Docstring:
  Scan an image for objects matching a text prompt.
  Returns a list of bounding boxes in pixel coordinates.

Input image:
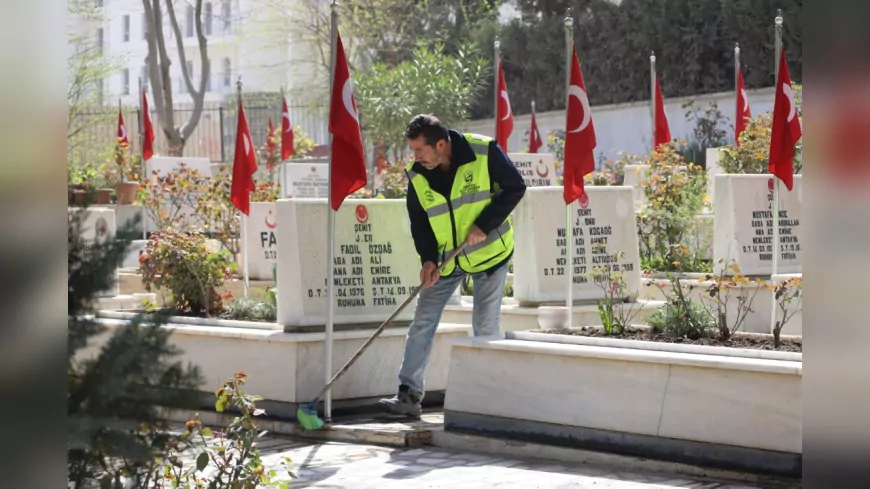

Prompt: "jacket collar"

[410,130,476,175]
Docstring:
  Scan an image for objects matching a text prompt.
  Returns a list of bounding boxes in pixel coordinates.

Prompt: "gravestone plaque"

[513,186,641,305]
[508,153,558,187]
[276,199,420,327]
[282,163,329,198]
[69,206,119,297]
[713,174,803,275]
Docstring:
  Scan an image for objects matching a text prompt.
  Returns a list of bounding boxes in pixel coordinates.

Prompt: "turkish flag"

[117,107,129,145]
[529,110,543,154]
[654,77,671,151]
[563,45,597,205]
[141,89,154,160]
[768,46,802,191]
[735,67,751,145]
[267,117,277,153]
[281,96,294,160]
[230,95,258,215]
[495,61,514,151]
[329,32,367,211]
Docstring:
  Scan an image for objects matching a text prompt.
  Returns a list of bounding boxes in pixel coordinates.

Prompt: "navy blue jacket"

[405,130,527,275]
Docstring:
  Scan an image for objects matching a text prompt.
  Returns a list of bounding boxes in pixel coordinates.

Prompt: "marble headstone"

[508,153,558,187]
[276,199,420,327]
[282,163,329,198]
[512,186,641,305]
[713,174,803,275]
[69,206,119,297]
[241,202,279,280]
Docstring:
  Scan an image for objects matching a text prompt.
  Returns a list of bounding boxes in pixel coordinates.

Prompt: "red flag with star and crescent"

[117,106,129,145]
[230,95,258,215]
[529,109,543,154]
[768,45,802,191]
[281,96,294,160]
[142,89,154,160]
[563,44,597,205]
[495,60,514,151]
[735,66,751,145]
[329,32,367,211]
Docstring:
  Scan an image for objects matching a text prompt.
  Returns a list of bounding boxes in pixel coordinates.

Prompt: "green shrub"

[647,297,716,340]
[139,229,236,316]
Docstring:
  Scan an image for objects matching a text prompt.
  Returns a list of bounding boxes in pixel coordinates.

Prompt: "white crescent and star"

[741,88,749,113]
[282,112,292,132]
[567,85,591,133]
[119,124,127,140]
[243,133,251,156]
[782,83,796,123]
[342,79,359,123]
[500,90,512,120]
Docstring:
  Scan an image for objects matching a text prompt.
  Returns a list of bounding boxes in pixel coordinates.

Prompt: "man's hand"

[420,261,439,288]
[464,225,487,246]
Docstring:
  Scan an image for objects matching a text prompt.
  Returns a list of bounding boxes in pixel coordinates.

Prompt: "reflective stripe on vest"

[405,133,514,275]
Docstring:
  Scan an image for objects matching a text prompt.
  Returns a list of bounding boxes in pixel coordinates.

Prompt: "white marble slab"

[240,202,278,280]
[86,317,471,402]
[713,174,804,275]
[445,337,802,453]
[512,187,641,305]
[508,153,558,187]
[69,206,119,297]
[276,199,420,327]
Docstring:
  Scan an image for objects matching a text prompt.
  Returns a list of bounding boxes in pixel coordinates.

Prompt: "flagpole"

[564,9,574,329]
[734,43,740,145]
[494,37,501,145]
[237,77,250,297]
[650,52,656,153]
[324,0,340,424]
[279,86,285,193]
[139,78,147,240]
[770,10,783,332]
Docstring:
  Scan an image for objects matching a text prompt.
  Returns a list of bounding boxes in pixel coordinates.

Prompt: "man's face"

[408,136,447,170]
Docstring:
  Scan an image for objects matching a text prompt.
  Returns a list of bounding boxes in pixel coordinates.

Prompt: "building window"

[142,12,147,40]
[222,1,231,34]
[96,28,104,54]
[185,5,194,37]
[123,68,130,95]
[123,15,130,42]
[223,58,231,88]
[204,2,213,36]
[141,65,149,92]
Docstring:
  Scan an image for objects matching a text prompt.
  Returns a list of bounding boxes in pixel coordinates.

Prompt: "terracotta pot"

[96,188,113,205]
[72,190,87,206]
[115,181,140,205]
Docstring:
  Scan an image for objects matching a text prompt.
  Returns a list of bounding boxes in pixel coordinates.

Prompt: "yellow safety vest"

[405,133,514,276]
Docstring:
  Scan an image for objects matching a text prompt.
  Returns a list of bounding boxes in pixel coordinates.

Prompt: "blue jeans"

[397,263,508,393]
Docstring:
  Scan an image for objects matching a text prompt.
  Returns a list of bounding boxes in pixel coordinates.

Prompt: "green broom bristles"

[297,402,324,430]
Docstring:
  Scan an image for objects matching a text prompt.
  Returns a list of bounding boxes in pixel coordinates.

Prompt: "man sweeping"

[380,114,527,417]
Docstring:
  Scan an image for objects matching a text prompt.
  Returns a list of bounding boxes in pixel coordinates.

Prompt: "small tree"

[142,0,211,155]
[355,42,490,163]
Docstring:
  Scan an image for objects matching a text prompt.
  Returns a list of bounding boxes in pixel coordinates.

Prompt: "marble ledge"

[506,330,802,363]
[452,337,802,376]
[94,317,471,343]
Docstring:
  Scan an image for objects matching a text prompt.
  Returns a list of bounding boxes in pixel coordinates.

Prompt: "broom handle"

[313,243,468,403]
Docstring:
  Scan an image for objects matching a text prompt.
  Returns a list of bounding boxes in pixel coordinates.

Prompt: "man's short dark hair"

[405,114,449,147]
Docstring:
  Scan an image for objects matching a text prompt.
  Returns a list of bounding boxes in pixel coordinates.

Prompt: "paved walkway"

[250,436,777,488]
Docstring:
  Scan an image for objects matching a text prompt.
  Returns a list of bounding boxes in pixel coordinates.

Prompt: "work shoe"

[379,384,423,417]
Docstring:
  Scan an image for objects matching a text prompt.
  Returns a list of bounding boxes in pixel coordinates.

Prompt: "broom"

[297,243,468,430]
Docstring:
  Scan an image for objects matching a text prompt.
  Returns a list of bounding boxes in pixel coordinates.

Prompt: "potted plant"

[113,139,140,205]
[69,163,100,206]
